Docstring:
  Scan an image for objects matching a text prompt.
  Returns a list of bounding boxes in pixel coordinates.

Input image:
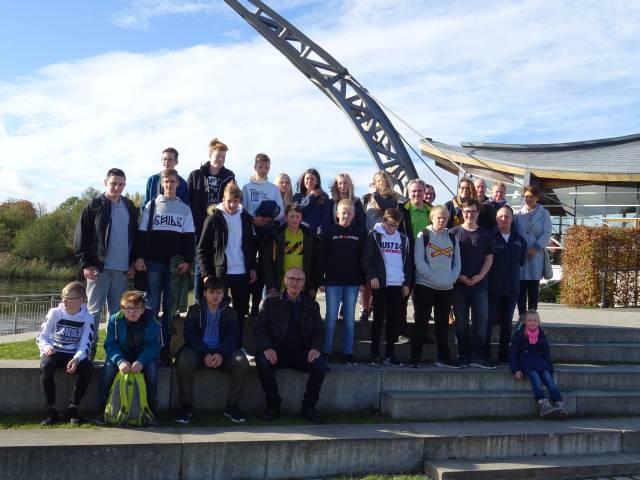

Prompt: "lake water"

[0,279,68,297]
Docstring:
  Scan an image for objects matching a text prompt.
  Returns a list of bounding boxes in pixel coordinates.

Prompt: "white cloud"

[112,0,223,30]
[1,0,639,208]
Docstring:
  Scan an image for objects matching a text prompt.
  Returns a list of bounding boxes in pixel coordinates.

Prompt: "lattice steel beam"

[224,0,418,190]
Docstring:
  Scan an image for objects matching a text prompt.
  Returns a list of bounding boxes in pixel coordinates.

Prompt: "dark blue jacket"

[509,324,553,375]
[293,192,333,235]
[142,172,189,209]
[181,302,239,360]
[104,309,161,367]
[488,228,527,296]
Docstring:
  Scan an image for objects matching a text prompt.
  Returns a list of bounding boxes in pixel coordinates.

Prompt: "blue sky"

[1,0,639,208]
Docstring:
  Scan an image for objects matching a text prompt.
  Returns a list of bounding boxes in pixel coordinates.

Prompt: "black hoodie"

[187,162,235,237]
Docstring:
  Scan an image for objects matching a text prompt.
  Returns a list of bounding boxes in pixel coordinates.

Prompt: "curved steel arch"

[224,0,418,191]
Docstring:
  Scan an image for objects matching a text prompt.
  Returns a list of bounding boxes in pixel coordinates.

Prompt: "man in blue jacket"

[174,277,249,424]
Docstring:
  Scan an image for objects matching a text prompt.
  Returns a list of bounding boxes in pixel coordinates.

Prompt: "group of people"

[36,136,566,426]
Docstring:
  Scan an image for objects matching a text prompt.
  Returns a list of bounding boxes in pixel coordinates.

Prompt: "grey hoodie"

[414,225,461,290]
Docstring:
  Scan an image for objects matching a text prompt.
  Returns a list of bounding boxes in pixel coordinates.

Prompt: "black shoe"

[224,405,247,423]
[382,356,404,367]
[359,309,370,322]
[410,361,422,369]
[64,405,80,426]
[368,354,380,367]
[434,359,463,369]
[41,406,58,426]
[343,354,358,366]
[469,360,497,370]
[301,407,325,424]
[174,405,193,424]
[261,406,280,422]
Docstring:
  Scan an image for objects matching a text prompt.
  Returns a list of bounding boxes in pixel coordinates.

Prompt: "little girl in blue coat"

[509,310,568,419]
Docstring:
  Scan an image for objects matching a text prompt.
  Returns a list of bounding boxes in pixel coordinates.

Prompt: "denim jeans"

[97,359,159,410]
[323,285,359,355]
[86,268,129,349]
[453,284,489,363]
[486,294,518,362]
[146,261,172,347]
[528,369,562,403]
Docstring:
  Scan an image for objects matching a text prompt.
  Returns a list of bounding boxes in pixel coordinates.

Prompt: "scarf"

[524,325,540,344]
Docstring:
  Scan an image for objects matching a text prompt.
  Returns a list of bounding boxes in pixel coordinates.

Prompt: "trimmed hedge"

[560,225,640,307]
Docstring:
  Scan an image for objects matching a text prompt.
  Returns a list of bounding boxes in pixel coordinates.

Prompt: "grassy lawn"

[0,337,106,361]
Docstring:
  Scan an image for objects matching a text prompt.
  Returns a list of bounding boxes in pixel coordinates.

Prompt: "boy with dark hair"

[74,168,139,354]
[37,282,94,425]
[361,208,414,367]
[174,277,250,424]
[142,147,189,207]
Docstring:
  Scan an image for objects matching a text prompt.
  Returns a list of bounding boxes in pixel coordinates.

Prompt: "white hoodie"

[216,203,246,274]
[37,303,94,361]
[374,222,404,286]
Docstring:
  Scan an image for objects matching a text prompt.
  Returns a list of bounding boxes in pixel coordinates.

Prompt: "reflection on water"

[0,279,68,297]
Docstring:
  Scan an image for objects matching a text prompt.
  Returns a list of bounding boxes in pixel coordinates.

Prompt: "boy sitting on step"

[509,309,568,419]
[37,281,94,425]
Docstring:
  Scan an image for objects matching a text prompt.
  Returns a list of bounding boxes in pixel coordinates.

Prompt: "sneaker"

[40,406,58,426]
[261,406,280,422]
[434,359,463,369]
[538,398,558,419]
[301,406,325,424]
[174,406,193,424]
[64,405,80,426]
[382,356,404,367]
[410,361,422,369]
[359,309,370,322]
[553,401,569,419]
[241,347,255,362]
[469,360,496,370]
[224,405,247,423]
[342,354,358,366]
[368,354,380,367]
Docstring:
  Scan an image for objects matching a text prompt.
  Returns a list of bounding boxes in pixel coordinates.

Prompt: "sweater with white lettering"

[321,223,365,286]
[136,195,195,263]
[37,303,94,361]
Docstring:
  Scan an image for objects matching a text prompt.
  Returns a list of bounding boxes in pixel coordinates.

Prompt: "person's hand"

[177,262,190,274]
[264,348,278,365]
[204,354,215,368]
[83,267,98,281]
[66,358,78,373]
[130,360,143,373]
[211,353,223,368]
[248,270,257,284]
[43,345,55,357]
[370,278,380,290]
[134,258,147,272]
[527,247,537,258]
[127,265,135,279]
[308,349,321,363]
[118,361,132,374]
[458,275,471,286]
[468,275,483,286]
[514,370,523,380]
[402,286,410,298]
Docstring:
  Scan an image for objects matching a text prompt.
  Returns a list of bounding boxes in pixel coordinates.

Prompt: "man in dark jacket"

[174,277,249,424]
[254,267,327,423]
[74,168,139,354]
[187,138,236,302]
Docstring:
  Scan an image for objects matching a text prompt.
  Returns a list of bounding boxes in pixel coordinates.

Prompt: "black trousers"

[225,273,250,348]
[40,352,93,407]
[518,280,540,315]
[371,286,403,357]
[255,348,327,410]
[412,284,454,362]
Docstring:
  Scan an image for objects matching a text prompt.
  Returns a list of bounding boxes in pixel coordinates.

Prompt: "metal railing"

[0,294,59,335]
[600,268,640,308]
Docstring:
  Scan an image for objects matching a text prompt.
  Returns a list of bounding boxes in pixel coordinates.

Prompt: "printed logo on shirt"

[207,176,221,205]
[380,241,402,254]
[332,234,359,241]
[150,213,193,233]
[53,319,86,349]
[249,188,268,204]
[429,242,453,258]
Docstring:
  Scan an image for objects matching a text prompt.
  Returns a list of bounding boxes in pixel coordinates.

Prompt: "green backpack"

[104,371,156,426]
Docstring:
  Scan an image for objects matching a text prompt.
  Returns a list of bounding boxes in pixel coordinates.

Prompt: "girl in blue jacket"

[510,310,568,419]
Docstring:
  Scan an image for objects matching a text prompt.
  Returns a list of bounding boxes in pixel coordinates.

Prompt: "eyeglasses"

[62,296,83,301]
[462,210,478,215]
[123,307,144,313]
[285,277,305,283]
[385,221,399,228]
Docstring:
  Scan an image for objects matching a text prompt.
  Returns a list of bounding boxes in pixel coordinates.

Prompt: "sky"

[1,0,639,209]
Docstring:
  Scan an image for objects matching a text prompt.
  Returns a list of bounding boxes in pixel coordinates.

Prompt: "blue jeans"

[486,294,518,362]
[86,268,129,350]
[453,284,488,363]
[528,369,562,403]
[323,285,359,354]
[98,359,159,409]
[146,261,172,347]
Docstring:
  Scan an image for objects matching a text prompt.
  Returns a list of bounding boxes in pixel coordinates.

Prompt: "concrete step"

[425,452,640,480]
[3,417,640,479]
[381,389,640,420]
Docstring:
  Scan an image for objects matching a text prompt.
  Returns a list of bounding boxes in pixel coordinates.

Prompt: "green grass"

[0,253,76,280]
[0,338,106,361]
